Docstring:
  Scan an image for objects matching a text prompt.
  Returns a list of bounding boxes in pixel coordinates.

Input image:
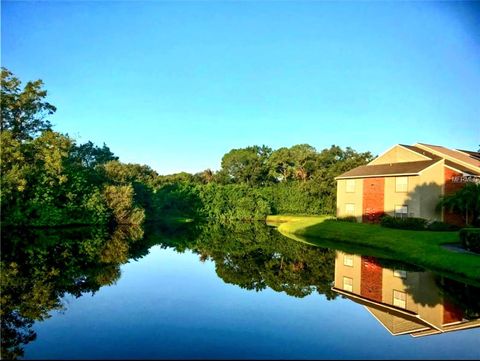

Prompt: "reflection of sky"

[25,246,480,360]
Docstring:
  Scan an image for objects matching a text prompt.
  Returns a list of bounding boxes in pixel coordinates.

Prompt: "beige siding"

[417,161,444,220]
[333,252,361,293]
[382,161,443,221]
[414,272,445,330]
[336,178,363,222]
[384,175,420,218]
[381,268,419,314]
[369,145,429,165]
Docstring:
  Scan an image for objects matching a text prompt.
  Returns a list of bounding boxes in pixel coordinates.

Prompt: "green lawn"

[266,215,480,285]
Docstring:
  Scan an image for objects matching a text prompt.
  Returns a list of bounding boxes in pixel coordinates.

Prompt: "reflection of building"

[332,251,480,337]
[335,143,480,225]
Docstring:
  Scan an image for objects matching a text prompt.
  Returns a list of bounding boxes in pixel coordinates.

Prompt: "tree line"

[1,68,374,226]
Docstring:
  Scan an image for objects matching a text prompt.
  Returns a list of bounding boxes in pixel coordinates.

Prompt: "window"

[343,255,354,267]
[393,269,407,278]
[394,205,408,219]
[343,277,353,292]
[395,177,408,192]
[393,290,406,308]
[346,179,356,193]
[345,203,355,216]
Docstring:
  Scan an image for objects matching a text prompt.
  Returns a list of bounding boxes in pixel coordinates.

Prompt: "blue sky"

[2,1,479,174]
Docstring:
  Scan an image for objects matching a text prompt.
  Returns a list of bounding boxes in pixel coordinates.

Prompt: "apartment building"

[332,251,480,337]
[335,143,480,225]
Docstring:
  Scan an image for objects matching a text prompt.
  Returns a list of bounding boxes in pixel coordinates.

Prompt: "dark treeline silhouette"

[1,68,374,226]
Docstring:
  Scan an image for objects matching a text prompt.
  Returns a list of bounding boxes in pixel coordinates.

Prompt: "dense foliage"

[380,215,428,230]
[1,68,373,226]
[154,144,374,221]
[380,216,459,232]
[0,68,150,226]
[437,183,480,227]
[459,228,480,253]
[426,221,460,232]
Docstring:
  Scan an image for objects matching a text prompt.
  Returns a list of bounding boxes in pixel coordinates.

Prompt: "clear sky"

[2,1,479,175]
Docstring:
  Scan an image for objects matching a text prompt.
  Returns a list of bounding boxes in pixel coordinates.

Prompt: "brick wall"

[444,167,466,226]
[360,256,383,302]
[443,300,464,325]
[362,178,385,223]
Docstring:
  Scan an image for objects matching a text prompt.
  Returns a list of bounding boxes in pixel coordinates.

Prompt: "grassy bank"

[266,215,480,285]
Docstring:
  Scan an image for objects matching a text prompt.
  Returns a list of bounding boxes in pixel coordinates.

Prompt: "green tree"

[70,141,118,168]
[1,68,56,141]
[289,144,318,182]
[267,147,294,182]
[220,145,272,185]
[437,183,480,226]
[103,185,145,225]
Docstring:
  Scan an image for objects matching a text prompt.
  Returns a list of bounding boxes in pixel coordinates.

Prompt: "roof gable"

[335,160,440,179]
[415,143,480,171]
[369,144,431,166]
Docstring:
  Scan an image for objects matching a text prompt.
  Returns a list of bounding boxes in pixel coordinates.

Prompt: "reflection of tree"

[4,220,477,359]
[190,222,338,299]
[0,225,145,359]
[436,277,480,320]
[0,311,36,360]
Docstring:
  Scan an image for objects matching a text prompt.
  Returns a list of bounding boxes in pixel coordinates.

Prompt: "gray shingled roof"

[335,160,439,179]
[398,144,441,161]
[445,160,480,175]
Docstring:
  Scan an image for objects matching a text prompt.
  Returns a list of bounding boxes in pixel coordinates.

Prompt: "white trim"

[444,163,474,175]
[415,143,480,173]
[364,307,430,336]
[410,330,442,338]
[417,159,443,175]
[336,158,443,180]
[455,149,476,157]
[411,320,480,337]
[398,144,432,160]
[335,173,419,180]
[442,320,480,333]
[331,287,443,332]
[367,144,399,165]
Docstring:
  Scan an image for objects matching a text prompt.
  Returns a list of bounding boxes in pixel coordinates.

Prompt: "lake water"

[1,222,479,360]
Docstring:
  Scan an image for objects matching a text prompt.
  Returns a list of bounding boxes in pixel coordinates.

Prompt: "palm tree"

[437,183,480,226]
[201,168,214,184]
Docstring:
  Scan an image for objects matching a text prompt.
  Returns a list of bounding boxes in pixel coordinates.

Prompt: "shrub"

[336,216,357,223]
[426,221,460,232]
[380,215,427,230]
[459,228,480,253]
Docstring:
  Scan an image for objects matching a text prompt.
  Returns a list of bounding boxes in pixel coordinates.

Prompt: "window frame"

[345,203,355,216]
[343,255,354,267]
[393,269,407,279]
[343,276,353,292]
[395,176,408,193]
[393,290,407,309]
[346,179,356,193]
[394,205,408,219]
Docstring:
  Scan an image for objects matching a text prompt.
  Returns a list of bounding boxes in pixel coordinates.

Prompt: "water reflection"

[333,251,480,337]
[191,222,337,299]
[0,225,145,359]
[1,222,479,359]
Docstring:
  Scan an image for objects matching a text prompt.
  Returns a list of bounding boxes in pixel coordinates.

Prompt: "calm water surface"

[2,222,479,359]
